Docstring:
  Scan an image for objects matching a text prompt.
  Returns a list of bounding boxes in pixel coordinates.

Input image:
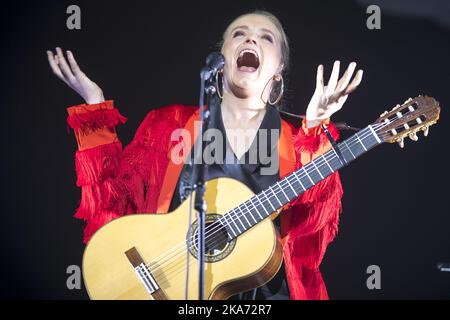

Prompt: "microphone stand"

[194,66,217,300]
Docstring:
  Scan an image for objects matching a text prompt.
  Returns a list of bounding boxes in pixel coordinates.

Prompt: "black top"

[168,97,290,300]
[169,99,281,211]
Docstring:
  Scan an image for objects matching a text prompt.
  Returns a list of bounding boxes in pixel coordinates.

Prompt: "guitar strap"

[322,123,346,165]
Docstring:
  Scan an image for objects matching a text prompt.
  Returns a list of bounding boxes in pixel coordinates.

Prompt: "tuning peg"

[422,126,429,137]
[391,104,401,111]
[398,138,404,148]
[403,97,412,104]
[409,132,418,141]
[380,111,388,117]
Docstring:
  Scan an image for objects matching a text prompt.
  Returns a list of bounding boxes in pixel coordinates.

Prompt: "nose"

[245,37,257,45]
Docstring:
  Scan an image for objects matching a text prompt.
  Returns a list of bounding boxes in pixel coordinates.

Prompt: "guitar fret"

[285,177,297,197]
[312,161,324,179]
[303,167,315,185]
[292,171,306,191]
[221,215,237,238]
[326,155,340,171]
[230,216,241,232]
[233,208,249,229]
[255,195,269,215]
[242,201,257,224]
[323,155,334,172]
[238,207,251,227]
[356,134,368,151]
[269,186,282,206]
[249,198,263,219]
[343,140,356,159]
[315,155,333,176]
[277,181,290,202]
[232,211,245,231]
[368,125,382,143]
[262,189,276,212]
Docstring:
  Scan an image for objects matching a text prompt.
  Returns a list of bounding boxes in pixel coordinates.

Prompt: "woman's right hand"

[47,47,105,104]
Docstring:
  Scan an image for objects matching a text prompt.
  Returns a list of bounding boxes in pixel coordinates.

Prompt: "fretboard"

[219,124,382,239]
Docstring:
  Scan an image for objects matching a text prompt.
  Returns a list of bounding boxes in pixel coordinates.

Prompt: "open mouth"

[236,49,260,73]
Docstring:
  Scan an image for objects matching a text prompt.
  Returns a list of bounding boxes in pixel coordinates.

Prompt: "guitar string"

[143,121,397,288]
[188,111,419,250]
[146,130,414,289]
[141,119,393,277]
[153,129,404,290]
[143,119,397,276]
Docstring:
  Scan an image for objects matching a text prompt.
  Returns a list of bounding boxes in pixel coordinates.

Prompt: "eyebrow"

[230,25,276,39]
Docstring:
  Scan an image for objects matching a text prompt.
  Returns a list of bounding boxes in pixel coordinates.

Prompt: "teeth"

[239,49,258,58]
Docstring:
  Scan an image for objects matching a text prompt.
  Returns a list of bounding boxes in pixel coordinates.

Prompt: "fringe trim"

[288,172,343,237]
[67,108,127,132]
[74,178,126,221]
[294,121,339,155]
[75,142,123,186]
[72,104,197,243]
[283,171,343,299]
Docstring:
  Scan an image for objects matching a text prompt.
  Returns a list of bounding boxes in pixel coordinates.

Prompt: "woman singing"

[47,10,363,300]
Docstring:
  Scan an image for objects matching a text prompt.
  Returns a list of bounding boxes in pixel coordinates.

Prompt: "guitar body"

[82,177,283,300]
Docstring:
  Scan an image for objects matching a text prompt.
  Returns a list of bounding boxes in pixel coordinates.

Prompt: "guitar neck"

[220,124,383,239]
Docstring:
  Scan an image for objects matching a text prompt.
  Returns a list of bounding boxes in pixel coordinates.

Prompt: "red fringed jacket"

[66,100,343,300]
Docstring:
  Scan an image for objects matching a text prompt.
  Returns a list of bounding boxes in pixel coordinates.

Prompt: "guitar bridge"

[125,247,163,297]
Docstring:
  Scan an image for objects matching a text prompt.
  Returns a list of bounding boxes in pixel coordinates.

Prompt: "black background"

[1,0,449,299]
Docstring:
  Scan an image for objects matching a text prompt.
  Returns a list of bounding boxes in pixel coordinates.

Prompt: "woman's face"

[221,14,282,101]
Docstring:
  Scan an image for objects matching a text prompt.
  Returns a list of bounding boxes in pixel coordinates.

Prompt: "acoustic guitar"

[82,96,440,299]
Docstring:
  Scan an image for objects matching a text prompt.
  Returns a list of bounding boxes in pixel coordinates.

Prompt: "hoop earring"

[262,74,284,106]
[215,70,224,99]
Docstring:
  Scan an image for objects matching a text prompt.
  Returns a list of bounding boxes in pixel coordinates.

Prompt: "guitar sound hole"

[205,221,228,255]
[188,214,237,263]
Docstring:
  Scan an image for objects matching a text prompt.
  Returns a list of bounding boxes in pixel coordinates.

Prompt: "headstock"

[374,95,440,148]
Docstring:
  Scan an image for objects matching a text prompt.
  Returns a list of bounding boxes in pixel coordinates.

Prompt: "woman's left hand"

[305,61,363,128]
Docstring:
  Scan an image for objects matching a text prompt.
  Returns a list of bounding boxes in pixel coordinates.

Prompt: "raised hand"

[47,47,105,104]
[306,61,363,128]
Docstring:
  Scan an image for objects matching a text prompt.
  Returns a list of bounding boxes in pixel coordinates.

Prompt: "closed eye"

[262,34,273,43]
[233,30,245,38]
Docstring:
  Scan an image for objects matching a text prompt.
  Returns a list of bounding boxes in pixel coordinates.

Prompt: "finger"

[335,94,349,109]
[315,64,324,91]
[344,69,363,95]
[55,47,76,82]
[47,50,65,81]
[336,62,356,93]
[324,95,348,116]
[66,50,84,78]
[54,54,61,66]
[325,60,340,95]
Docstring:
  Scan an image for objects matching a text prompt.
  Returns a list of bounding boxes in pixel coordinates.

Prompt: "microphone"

[201,52,225,80]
